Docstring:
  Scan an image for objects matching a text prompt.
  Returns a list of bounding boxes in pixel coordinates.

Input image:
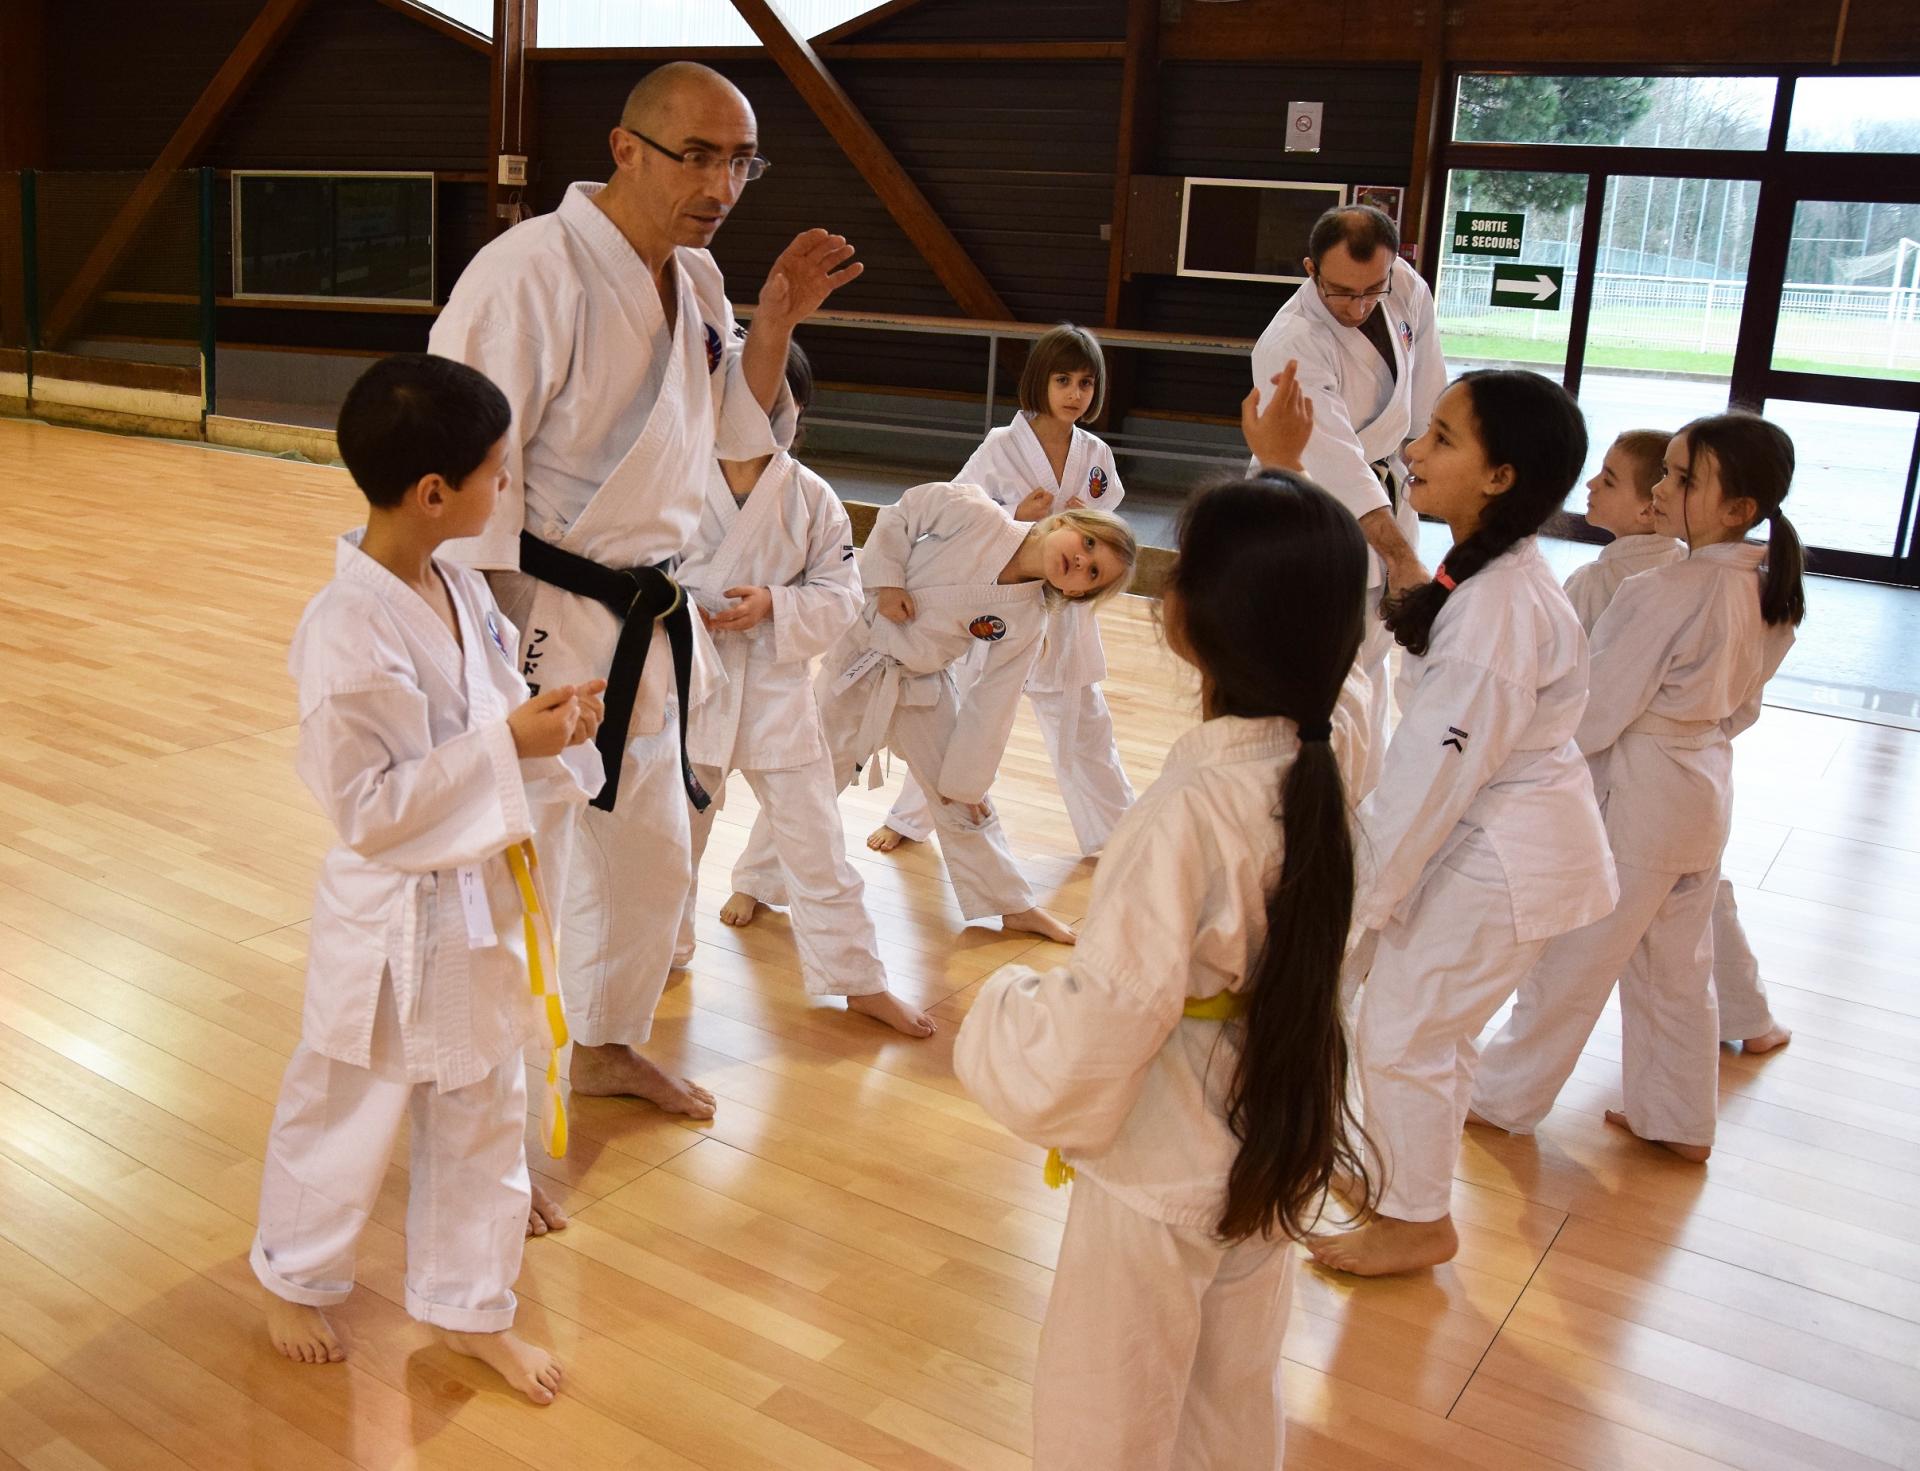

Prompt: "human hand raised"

[1242,358,1317,472]
[758,228,863,326]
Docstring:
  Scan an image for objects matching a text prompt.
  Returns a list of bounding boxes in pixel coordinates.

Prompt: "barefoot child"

[874,324,1136,857]
[739,482,1135,944]
[955,472,1374,1470]
[673,345,935,1037]
[252,355,605,1404]
[1309,370,1617,1278]
[1567,429,1791,1056]
[1469,413,1804,1159]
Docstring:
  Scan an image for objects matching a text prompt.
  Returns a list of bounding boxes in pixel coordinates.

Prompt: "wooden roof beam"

[727,0,1010,322]
[42,0,316,350]
[371,0,492,55]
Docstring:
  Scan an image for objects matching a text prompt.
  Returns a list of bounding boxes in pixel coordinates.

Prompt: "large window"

[1432,71,1920,586]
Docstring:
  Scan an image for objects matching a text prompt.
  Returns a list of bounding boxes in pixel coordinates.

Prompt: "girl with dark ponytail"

[1310,370,1617,1278]
[955,466,1375,1469]
[1471,412,1803,1164]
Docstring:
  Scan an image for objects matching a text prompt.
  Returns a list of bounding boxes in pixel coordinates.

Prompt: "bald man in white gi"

[1249,205,1446,794]
[431,63,861,1229]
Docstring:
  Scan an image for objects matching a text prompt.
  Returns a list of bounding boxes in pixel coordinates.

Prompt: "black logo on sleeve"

[1441,726,1469,753]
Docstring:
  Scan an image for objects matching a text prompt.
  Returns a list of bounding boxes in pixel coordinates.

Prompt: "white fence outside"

[1437,264,1920,371]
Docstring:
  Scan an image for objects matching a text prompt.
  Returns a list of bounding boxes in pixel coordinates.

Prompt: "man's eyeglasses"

[1315,276,1391,305]
[624,127,770,183]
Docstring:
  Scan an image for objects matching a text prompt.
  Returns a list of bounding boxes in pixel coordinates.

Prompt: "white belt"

[1624,712,1722,748]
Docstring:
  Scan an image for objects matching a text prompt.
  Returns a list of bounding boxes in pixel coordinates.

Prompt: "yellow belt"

[505,839,569,1158]
[1042,991,1242,1188]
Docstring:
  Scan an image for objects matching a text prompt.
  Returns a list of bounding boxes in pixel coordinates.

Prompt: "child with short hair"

[252,353,605,1406]
[1469,413,1805,1159]
[1568,429,1791,1056]
[872,324,1137,857]
[1564,428,1685,629]
[673,344,935,1038]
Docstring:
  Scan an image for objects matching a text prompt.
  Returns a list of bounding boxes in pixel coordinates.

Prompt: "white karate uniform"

[1470,543,1795,1147]
[885,415,1134,854]
[955,710,1367,1470]
[252,533,600,1332]
[1563,534,1779,1045]
[745,481,1047,920]
[429,180,794,1047]
[1250,257,1447,793]
[1351,539,1616,1222]
[1562,532,1684,635]
[671,453,886,996]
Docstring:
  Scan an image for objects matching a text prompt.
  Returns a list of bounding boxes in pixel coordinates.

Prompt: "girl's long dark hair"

[1169,473,1374,1242]
[1382,370,1589,656]
[1678,412,1806,627]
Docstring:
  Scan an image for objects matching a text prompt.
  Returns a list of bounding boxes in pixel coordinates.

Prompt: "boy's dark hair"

[1382,370,1588,656]
[1307,205,1399,270]
[1168,472,1375,1242]
[1018,323,1106,424]
[336,353,513,508]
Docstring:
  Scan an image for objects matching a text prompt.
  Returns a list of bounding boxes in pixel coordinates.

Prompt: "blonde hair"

[1039,507,1137,607]
[1611,428,1670,500]
[1019,324,1107,424]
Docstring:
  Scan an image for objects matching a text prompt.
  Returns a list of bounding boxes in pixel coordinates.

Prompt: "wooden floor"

[2,416,1918,1471]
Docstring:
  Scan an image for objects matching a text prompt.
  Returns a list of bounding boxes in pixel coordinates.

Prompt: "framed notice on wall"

[1346,184,1405,234]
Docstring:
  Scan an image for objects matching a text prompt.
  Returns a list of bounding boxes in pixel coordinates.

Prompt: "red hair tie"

[1433,564,1457,591]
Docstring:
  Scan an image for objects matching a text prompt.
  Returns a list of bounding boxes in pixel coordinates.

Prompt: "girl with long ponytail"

[1309,369,1618,1278]
[1470,412,1803,1163]
[954,458,1376,1469]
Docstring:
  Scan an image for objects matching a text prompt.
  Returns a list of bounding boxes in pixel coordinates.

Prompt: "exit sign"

[1452,211,1525,257]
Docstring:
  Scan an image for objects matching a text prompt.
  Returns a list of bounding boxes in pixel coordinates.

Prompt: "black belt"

[518,531,709,815]
[1371,458,1402,511]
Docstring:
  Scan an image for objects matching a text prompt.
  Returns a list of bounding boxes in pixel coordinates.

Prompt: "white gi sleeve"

[956,435,1020,509]
[1356,654,1541,929]
[1400,262,1449,442]
[1255,325,1389,521]
[771,484,864,665]
[954,790,1204,1153]
[686,250,798,459]
[1561,561,1608,637]
[1578,576,1684,758]
[858,479,959,589]
[295,613,536,873]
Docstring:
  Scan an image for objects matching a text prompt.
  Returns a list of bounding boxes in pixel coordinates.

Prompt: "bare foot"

[718,891,763,927]
[1002,907,1075,944]
[570,1043,716,1119]
[1605,1109,1710,1162]
[437,1329,563,1406]
[1307,1214,1459,1276]
[264,1294,344,1364]
[1738,1022,1792,1055]
[846,989,937,1038]
[867,823,914,853]
[526,1178,568,1238]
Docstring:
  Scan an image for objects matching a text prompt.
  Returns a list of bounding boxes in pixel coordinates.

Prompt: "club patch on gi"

[1441,725,1469,753]
[703,322,724,373]
[1087,465,1109,500]
[484,610,513,663]
[969,614,1007,642]
[1399,319,1415,351]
